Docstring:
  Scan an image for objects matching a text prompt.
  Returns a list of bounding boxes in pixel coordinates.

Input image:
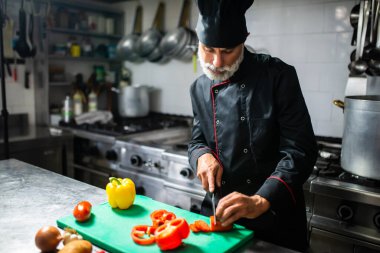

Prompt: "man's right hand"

[197,153,223,192]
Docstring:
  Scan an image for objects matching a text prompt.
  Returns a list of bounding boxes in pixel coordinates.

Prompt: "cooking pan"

[333,96,380,180]
[160,0,195,60]
[137,2,165,58]
[116,6,143,62]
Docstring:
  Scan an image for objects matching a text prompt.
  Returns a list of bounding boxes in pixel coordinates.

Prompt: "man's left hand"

[215,192,270,227]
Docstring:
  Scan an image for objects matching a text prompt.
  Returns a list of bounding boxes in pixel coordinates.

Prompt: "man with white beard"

[188,0,318,252]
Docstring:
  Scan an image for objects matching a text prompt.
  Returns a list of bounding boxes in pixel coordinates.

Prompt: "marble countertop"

[0,159,298,253]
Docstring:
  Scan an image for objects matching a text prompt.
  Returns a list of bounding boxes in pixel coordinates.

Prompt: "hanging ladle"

[350,0,370,75]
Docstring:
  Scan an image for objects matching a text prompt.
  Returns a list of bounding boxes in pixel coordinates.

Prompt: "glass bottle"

[62,95,72,123]
[88,90,97,112]
[73,90,83,116]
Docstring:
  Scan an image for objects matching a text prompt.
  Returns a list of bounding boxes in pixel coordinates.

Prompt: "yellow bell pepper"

[106,177,136,209]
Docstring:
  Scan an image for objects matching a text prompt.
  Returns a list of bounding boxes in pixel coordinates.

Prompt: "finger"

[200,174,209,191]
[207,170,216,193]
[219,203,241,224]
[215,166,223,188]
[221,209,244,227]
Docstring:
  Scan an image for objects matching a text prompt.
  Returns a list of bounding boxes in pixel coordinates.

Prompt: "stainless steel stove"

[113,127,205,213]
[307,138,380,253]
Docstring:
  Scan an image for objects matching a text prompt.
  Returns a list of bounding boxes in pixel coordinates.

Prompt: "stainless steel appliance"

[114,127,206,213]
[307,139,380,253]
[62,114,206,213]
[61,114,190,187]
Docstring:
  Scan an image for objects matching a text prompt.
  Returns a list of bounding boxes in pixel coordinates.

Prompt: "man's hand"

[197,153,223,192]
[216,192,270,227]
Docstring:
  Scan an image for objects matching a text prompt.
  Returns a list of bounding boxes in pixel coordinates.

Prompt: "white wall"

[0,63,36,126]
[117,0,357,137]
[0,0,36,125]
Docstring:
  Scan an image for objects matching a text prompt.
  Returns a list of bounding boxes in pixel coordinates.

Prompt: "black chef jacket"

[188,48,318,252]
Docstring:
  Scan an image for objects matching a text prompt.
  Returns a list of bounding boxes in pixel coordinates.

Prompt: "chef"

[188,0,318,251]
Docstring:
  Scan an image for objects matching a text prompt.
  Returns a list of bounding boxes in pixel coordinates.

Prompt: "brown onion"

[35,226,62,252]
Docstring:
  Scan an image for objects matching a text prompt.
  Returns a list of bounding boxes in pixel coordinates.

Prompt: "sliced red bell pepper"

[210,216,233,232]
[131,225,156,245]
[150,209,176,227]
[189,223,200,233]
[155,218,190,250]
[194,220,210,232]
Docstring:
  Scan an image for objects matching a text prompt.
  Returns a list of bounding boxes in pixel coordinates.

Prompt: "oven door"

[163,181,206,213]
[73,163,112,188]
[309,228,380,253]
[113,169,166,203]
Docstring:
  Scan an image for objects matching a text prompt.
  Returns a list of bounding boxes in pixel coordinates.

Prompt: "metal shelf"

[48,28,123,40]
[48,55,119,62]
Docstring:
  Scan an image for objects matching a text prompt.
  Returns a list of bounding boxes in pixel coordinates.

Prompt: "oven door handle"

[163,181,206,199]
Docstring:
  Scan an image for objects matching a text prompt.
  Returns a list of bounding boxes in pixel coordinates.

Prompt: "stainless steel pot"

[340,95,380,180]
[113,85,150,117]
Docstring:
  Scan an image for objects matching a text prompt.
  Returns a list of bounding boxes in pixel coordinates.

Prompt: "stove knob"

[131,155,142,167]
[105,150,118,161]
[180,168,193,179]
[374,213,380,230]
[337,204,354,221]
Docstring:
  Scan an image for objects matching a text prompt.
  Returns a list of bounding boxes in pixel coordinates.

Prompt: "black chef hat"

[195,0,254,48]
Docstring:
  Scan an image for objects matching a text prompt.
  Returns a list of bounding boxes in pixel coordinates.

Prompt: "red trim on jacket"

[268,176,296,205]
[210,80,230,165]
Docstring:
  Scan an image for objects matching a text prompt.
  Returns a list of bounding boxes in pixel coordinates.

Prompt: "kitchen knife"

[211,192,216,225]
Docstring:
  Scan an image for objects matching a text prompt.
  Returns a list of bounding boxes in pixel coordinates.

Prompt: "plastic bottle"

[63,95,72,123]
[73,91,83,116]
[88,90,97,112]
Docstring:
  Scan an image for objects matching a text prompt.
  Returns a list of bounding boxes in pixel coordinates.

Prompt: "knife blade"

[211,192,216,225]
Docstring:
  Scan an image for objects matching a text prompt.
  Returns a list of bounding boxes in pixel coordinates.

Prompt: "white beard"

[198,48,244,81]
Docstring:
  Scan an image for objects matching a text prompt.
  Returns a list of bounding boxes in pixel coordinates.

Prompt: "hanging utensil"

[349,0,370,75]
[160,0,192,59]
[368,3,380,75]
[14,0,33,58]
[350,4,360,46]
[116,5,143,62]
[137,2,165,58]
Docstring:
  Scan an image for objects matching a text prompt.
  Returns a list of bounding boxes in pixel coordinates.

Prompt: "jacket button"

[246,179,251,184]
[214,89,218,94]
[241,84,245,89]
[240,116,245,121]
[222,180,226,185]
[243,148,248,154]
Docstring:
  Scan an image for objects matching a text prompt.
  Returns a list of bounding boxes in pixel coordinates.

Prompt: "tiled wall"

[0,63,36,125]
[117,0,357,137]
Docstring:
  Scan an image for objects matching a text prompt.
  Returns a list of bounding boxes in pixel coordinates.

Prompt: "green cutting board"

[57,195,254,253]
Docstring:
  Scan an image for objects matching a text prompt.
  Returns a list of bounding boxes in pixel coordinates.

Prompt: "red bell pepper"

[210,216,233,232]
[131,225,156,245]
[150,209,176,227]
[155,218,190,250]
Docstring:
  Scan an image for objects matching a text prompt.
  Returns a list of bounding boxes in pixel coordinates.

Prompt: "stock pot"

[113,85,150,117]
[337,95,380,180]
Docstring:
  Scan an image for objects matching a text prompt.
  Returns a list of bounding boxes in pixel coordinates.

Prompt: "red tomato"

[210,216,233,232]
[73,201,92,222]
